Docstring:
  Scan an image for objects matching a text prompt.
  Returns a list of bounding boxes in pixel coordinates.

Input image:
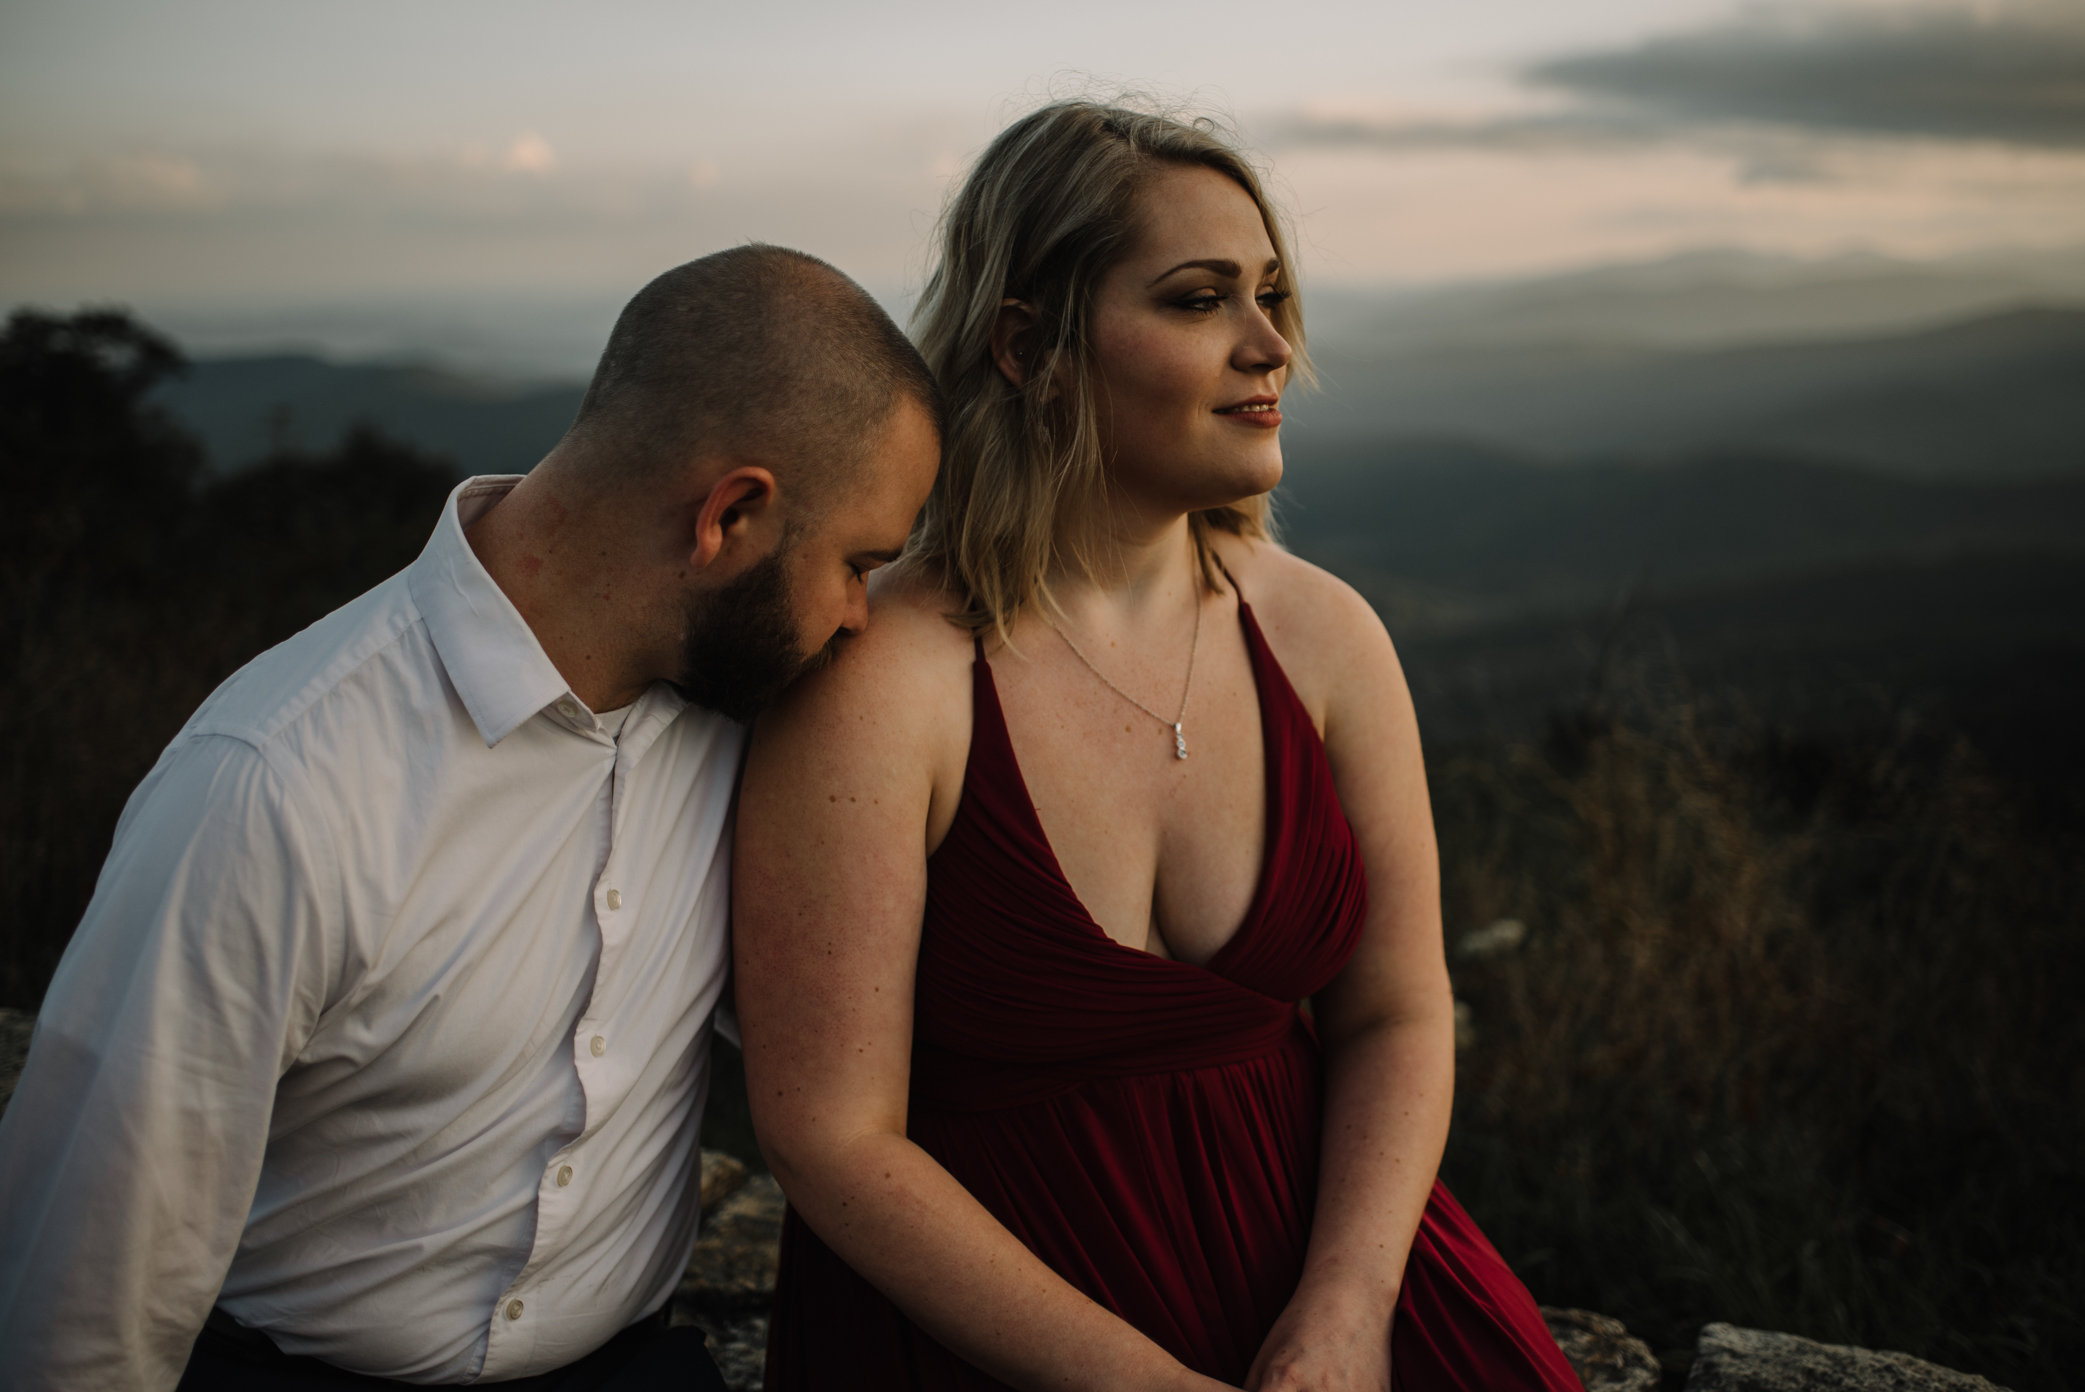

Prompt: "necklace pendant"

[1173,722,1188,760]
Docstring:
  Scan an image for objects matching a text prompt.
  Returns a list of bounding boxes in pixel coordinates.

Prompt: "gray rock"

[700,1148,748,1211]
[685,1311,767,1392]
[1684,1323,2008,1392]
[678,1172,786,1313]
[0,1006,34,1120]
[674,1162,783,1390]
[1542,1307,1661,1392]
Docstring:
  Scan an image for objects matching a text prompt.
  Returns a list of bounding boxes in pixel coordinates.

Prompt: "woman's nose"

[1236,309,1292,374]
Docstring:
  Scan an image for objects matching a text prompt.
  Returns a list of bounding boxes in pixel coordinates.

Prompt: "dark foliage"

[1,310,201,609]
[1434,682,2085,1390]
[0,309,460,1008]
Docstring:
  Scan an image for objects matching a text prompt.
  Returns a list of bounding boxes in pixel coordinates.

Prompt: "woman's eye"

[1257,289,1293,309]
[1173,293,1225,314]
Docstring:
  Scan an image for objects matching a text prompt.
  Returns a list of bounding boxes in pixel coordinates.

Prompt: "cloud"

[1272,110,1653,155]
[1278,2,2085,158]
[0,153,221,215]
[0,131,962,309]
[1531,1,2085,148]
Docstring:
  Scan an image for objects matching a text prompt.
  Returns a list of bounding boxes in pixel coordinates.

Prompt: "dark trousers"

[177,1307,730,1392]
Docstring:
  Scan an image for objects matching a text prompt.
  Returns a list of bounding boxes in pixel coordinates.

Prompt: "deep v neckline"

[966,596,1286,976]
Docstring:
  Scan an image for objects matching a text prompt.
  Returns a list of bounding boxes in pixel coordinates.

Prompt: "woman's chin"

[1122,444,1284,515]
[1202,450,1283,508]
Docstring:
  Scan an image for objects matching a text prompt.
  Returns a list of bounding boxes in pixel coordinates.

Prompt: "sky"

[3,0,2083,368]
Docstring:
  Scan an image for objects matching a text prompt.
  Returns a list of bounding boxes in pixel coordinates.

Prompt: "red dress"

[765,597,1579,1391]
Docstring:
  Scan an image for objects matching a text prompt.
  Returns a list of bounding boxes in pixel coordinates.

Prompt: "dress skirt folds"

[765,597,1579,1391]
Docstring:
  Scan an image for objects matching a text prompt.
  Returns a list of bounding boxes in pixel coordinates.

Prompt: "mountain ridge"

[1291,305,2085,478]
[151,353,584,476]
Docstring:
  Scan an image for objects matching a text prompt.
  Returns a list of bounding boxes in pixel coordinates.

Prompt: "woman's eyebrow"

[1145,257,1281,287]
[1147,257,1239,286]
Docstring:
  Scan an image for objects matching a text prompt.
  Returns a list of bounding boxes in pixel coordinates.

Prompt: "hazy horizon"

[7,0,2085,368]
[47,237,2077,382]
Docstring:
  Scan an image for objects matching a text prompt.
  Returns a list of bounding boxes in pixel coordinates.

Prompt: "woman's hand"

[1243,1277,1394,1392]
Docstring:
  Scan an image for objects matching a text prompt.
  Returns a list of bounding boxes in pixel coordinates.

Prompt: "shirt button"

[556,700,578,719]
[604,889,622,911]
[505,1299,524,1321]
[557,1165,574,1187]
[590,1035,607,1057]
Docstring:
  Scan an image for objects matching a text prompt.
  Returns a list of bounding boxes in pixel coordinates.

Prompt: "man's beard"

[672,545,840,724]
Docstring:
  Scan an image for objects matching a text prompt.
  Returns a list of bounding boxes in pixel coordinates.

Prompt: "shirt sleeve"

[0,732,342,1392]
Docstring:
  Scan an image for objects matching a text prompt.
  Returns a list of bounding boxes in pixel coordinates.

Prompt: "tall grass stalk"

[1435,695,2083,1389]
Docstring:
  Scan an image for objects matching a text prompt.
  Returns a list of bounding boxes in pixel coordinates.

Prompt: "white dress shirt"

[0,477,745,1388]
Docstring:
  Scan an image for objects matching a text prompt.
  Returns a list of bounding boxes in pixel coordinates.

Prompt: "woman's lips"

[1215,401,1282,429]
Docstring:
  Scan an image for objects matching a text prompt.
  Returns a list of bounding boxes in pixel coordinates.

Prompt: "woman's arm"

[733,589,1232,1392]
[1241,558,1456,1392]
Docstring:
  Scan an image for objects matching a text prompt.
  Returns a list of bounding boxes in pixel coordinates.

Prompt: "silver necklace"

[1040,584,1203,759]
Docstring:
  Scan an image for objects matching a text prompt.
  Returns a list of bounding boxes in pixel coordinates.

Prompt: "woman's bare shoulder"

[754,564,974,760]
[742,565,976,854]
[858,567,979,665]
[1211,533,1420,772]
[1213,535,1391,671]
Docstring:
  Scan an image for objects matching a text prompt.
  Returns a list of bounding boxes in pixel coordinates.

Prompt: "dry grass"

[1434,691,2084,1389]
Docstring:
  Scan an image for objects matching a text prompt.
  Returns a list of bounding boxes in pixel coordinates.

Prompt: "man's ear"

[690,465,778,570]
[989,299,1042,390]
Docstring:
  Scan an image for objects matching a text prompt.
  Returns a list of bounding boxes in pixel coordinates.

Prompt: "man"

[0,246,942,1390]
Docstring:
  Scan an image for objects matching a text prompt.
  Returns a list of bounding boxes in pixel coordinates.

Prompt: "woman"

[733,100,1579,1392]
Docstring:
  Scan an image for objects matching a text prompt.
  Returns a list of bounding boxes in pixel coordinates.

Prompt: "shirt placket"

[481,704,629,1377]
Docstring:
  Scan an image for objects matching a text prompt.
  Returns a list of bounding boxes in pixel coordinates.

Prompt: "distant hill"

[152,355,584,476]
[1309,244,2085,354]
[152,300,2085,484]
[1276,440,2085,809]
[1393,546,2085,804]
[1279,438,2085,623]
[1292,307,2085,478]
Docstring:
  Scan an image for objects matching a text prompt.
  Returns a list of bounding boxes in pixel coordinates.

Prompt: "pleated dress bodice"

[766,594,1580,1392]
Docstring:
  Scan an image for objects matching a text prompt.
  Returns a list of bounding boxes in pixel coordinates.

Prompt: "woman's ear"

[989,298,1040,389]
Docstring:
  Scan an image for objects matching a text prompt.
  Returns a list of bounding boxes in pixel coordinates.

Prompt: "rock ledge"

[1685,1322,2010,1392]
[1542,1306,1661,1392]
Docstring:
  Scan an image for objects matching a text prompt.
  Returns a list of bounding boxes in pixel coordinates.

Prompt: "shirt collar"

[407,476,577,748]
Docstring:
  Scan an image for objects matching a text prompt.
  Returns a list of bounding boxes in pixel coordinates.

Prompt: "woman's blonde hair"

[905,97,1311,639]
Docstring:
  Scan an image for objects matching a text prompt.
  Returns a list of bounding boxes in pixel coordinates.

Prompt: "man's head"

[541,246,941,720]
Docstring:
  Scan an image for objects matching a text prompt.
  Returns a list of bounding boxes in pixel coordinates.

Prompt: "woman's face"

[1083,163,1293,515]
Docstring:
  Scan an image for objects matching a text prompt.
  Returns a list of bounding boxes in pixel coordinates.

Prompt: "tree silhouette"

[0,308,459,1007]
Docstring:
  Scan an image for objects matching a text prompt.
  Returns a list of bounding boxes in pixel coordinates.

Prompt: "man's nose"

[842,585,870,635]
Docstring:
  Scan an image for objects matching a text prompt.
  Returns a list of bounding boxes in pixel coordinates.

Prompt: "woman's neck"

[1044,506,1201,619]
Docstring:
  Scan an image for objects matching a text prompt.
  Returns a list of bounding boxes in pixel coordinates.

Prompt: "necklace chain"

[1040,584,1202,760]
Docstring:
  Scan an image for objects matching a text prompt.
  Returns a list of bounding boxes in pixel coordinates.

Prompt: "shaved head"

[565,245,939,509]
